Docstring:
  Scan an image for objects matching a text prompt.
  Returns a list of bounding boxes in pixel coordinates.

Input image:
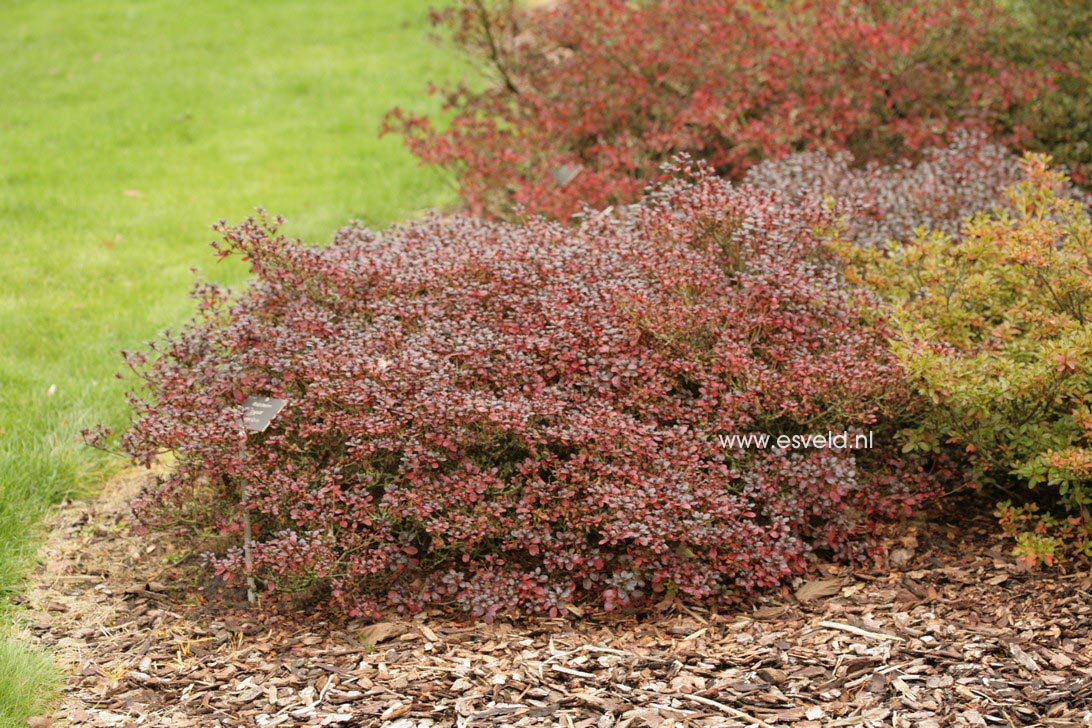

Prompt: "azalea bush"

[836,156,1092,565]
[384,0,1046,219]
[93,168,937,620]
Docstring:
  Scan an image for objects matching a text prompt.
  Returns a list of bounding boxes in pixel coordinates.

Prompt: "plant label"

[550,164,582,187]
[241,396,287,432]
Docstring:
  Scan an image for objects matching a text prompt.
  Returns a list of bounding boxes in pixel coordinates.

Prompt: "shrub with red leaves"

[100,169,936,620]
[743,131,1090,248]
[742,131,1025,247]
[383,0,1047,219]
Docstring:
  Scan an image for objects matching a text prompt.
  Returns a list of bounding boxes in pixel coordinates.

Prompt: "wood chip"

[818,620,905,642]
[795,579,843,603]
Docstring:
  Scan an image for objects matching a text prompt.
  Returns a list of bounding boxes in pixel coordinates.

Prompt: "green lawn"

[0,1,461,723]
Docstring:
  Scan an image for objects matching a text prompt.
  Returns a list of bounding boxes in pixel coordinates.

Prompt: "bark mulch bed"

[15,468,1092,727]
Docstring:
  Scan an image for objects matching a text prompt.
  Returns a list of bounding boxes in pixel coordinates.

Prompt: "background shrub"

[996,0,1091,184]
[384,0,1046,219]
[100,169,935,620]
[743,131,1024,248]
[836,157,1092,565]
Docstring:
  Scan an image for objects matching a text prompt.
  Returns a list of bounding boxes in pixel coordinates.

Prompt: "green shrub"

[998,0,1092,184]
[837,155,1092,565]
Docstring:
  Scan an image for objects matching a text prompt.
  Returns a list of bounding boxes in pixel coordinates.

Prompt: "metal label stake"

[239,396,287,605]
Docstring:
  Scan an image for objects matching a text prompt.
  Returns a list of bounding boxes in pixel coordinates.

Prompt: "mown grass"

[0,642,57,726]
[0,1,463,723]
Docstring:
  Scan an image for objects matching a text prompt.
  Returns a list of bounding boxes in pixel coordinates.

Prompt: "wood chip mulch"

[14,468,1092,727]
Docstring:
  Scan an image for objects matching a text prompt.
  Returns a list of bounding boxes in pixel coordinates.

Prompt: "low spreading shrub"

[383,0,1046,219]
[743,131,1024,248]
[93,168,936,620]
[836,156,1092,566]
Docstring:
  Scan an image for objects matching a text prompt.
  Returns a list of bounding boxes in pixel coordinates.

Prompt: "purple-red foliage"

[383,0,1047,219]
[106,170,935,620]
[743,131,1091,247]
[742,131,1025,247]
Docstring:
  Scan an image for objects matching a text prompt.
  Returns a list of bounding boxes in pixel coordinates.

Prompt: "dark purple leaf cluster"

[742,131,1024,247]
